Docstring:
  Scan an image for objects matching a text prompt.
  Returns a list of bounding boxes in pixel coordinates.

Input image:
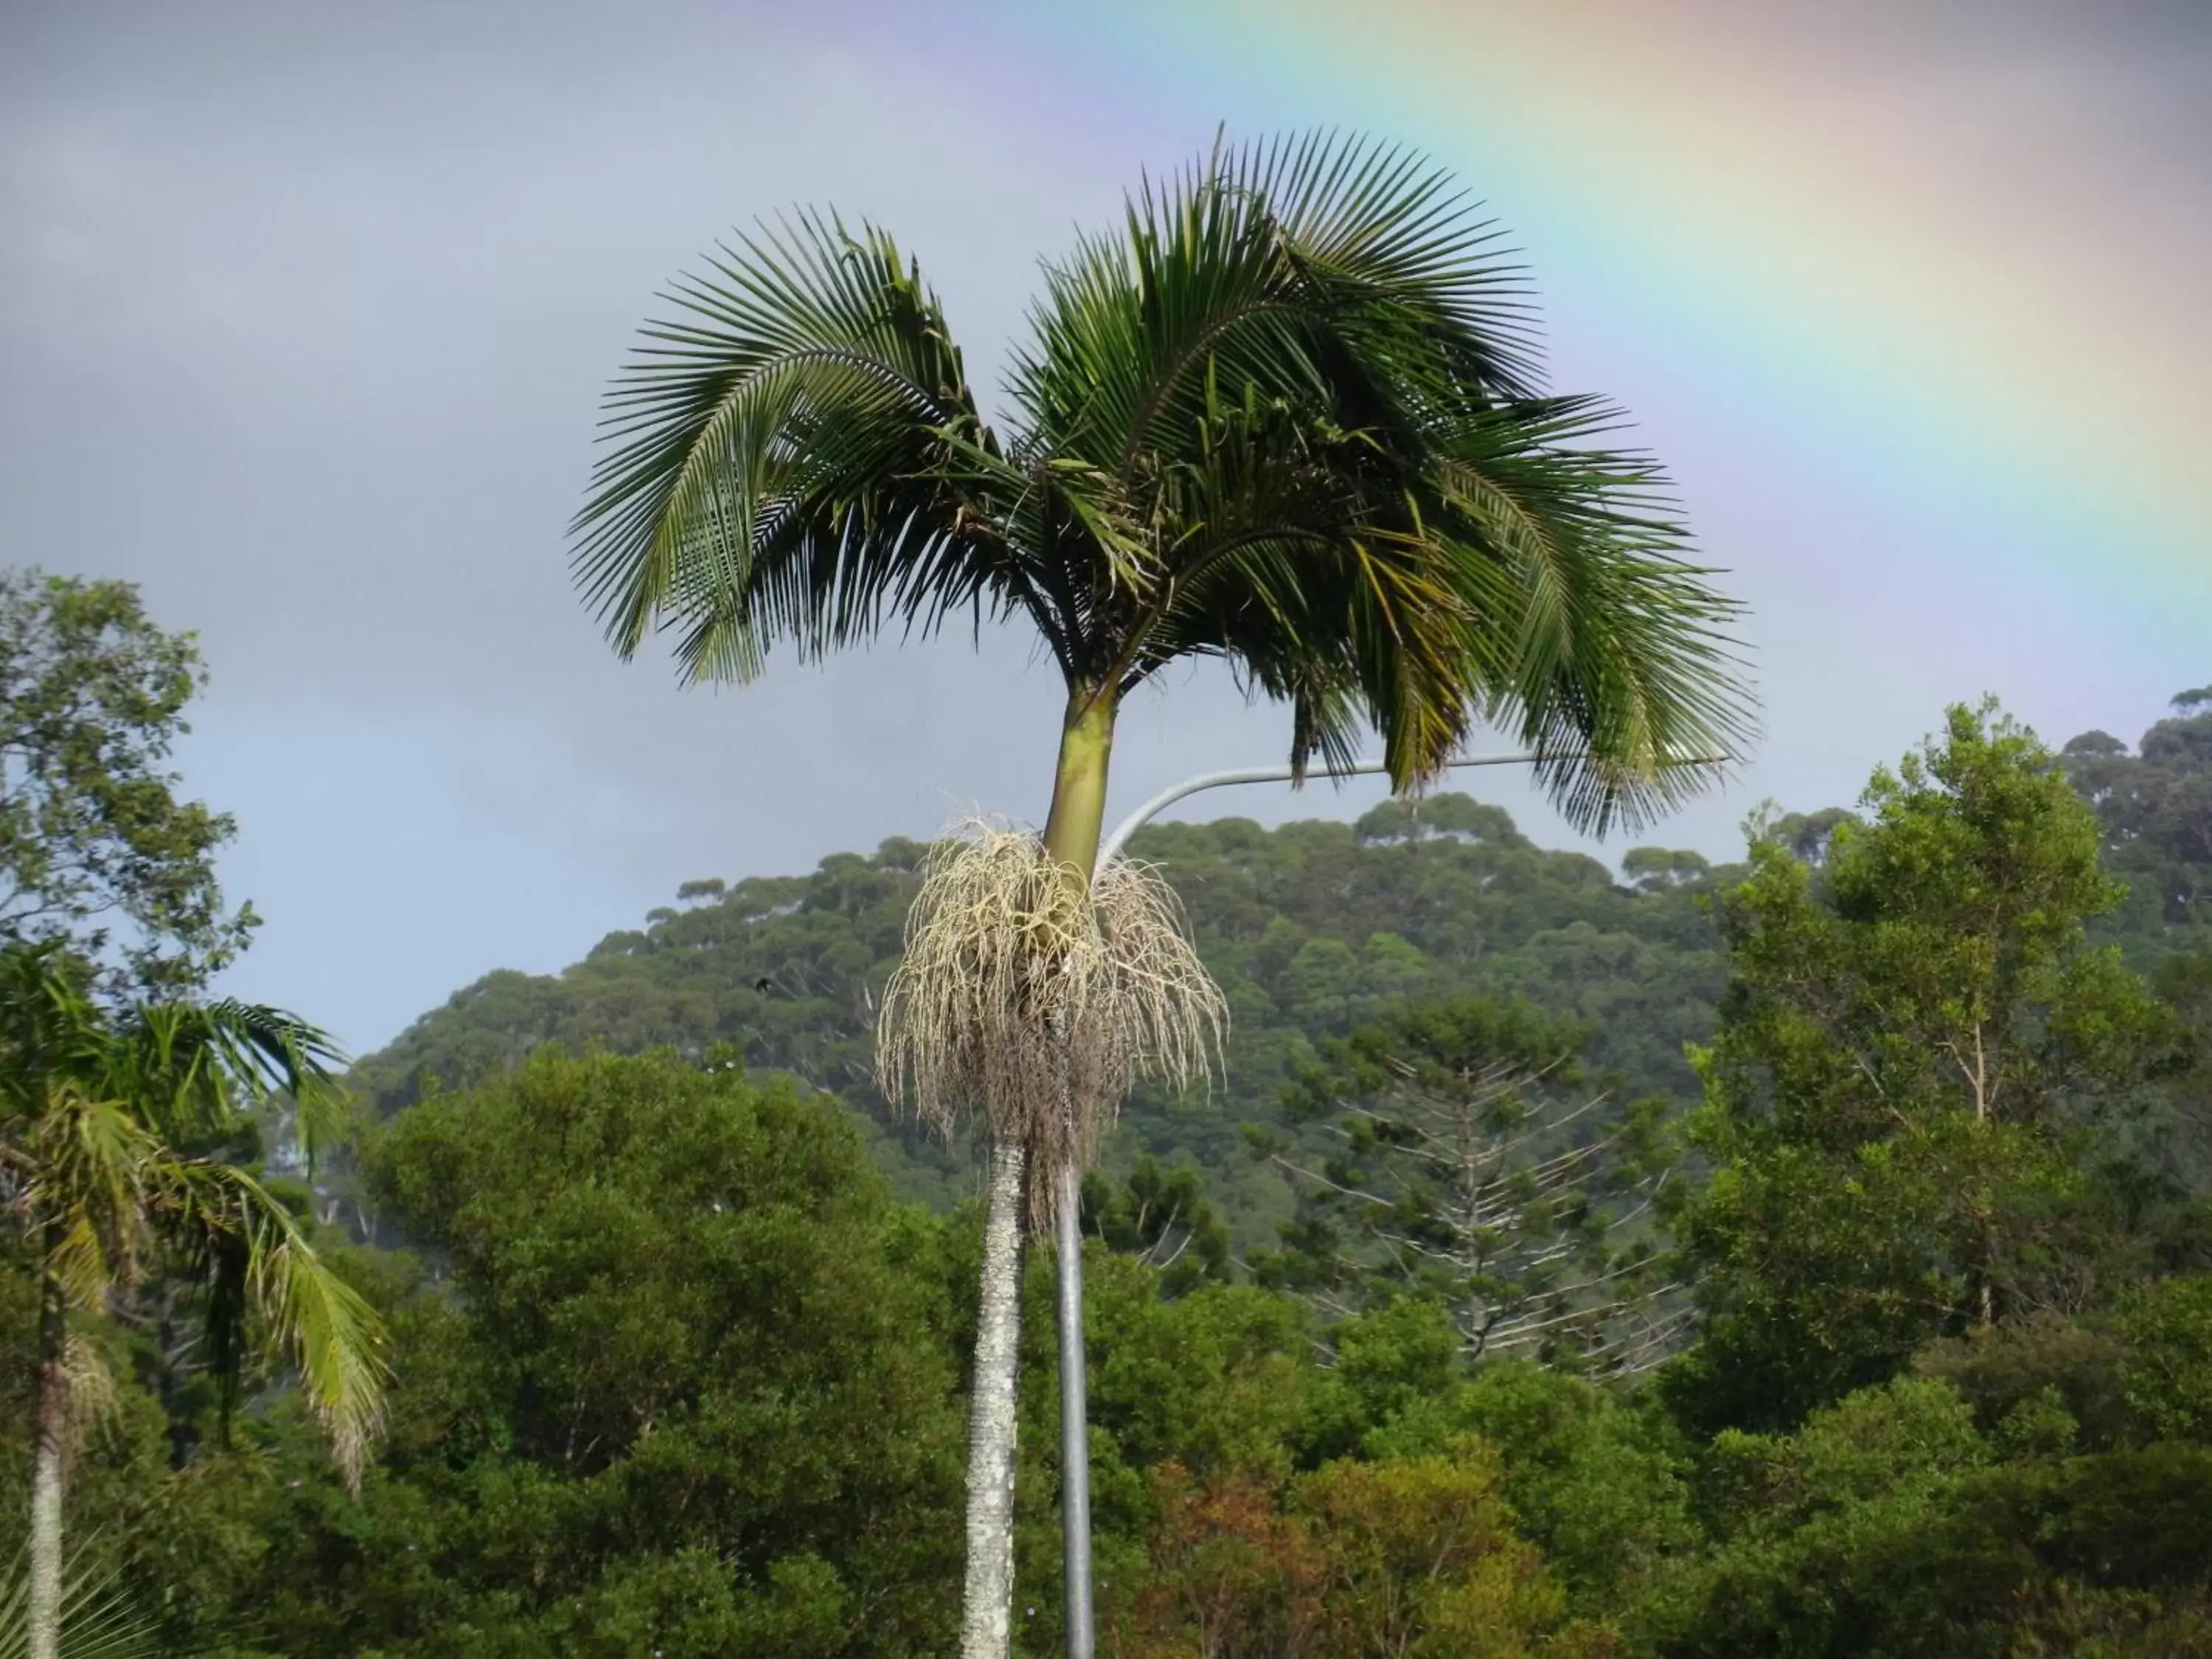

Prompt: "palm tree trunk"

[961,1138,1029,1659]
[27,1260,69,1659]
[957,686,1118,1659]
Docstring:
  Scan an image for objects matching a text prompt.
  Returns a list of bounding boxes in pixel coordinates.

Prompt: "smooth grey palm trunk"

[28,1267,67,1659]
[961,1140,1029,1659]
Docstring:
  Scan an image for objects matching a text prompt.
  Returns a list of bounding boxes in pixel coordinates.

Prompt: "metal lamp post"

[1054,750,1566,1659]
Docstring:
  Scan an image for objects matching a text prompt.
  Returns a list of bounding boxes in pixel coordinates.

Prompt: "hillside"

[355,698,2212,1239]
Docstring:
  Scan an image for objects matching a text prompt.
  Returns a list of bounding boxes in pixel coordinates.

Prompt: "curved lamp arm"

[1100,751,1544,866]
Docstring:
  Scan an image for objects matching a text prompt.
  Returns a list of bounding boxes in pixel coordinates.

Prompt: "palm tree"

[571,129,1750,1658]
[0,943,388,1659]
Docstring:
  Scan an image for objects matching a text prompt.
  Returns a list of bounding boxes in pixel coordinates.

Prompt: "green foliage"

[0,569,256,998]
[9,1055,2212,1653]
[2062,695,2212,961]
[2117,1275,2212,1441]
[0,1539,167,1659]
[8,686,2205,1652]
[1672,702,2174,1431]
[229,1050,968,1657]
[1630,1370,2212,1657]
[1078,1157,1232,1296]
[1374,1361,1695,1615]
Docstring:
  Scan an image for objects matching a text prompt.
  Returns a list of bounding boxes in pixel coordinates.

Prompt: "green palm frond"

[192,999,349,1169]
[571,211,1023,678]
[1012,130,1538,486]
[0,1540,164,1659]
[155,1158,388,1489]
[1427,395,1750,830]
[108,998,345,1173]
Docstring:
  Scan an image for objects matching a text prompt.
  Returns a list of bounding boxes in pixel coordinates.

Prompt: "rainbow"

[841,0,2208,672]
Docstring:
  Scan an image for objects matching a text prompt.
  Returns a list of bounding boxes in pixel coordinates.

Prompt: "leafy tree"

[0,943,384,1659]
[0,570,257,998]
[1363,1357,1696,1618]
[2117,1276,2212,1442]
[1630,1366,2212,1657]
[568,128,1748,1654]
[240,1048,970,1658]
[2152,946,2212,1183]
[1115,1439,1604,1658]
[1293,1441,1584,1658]
[1116,1461,1325,1658]
[1079,1156,1232,1296]
[1620,847,1710,893]
[1672,702,2172,1432]
[1256,998,1680,1373]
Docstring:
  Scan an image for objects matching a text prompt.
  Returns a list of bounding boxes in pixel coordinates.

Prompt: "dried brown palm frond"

[877,820,1226,1223]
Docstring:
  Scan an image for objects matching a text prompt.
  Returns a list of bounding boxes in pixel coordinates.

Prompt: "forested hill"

[354,698,2212,1229]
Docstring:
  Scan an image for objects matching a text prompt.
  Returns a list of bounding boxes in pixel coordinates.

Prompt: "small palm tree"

[0,944,388,1659]
[572,130,1750,1657]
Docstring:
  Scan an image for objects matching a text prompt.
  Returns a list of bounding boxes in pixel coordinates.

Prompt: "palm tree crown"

[0,943,388,1481]
[571,130,1750,830]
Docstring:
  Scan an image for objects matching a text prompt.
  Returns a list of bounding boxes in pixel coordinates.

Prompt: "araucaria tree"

[0,944,388,1659]
[1259,998,1684,1374]
[571,130,1750,1658]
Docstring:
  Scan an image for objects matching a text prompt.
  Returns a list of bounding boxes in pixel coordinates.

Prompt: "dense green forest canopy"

[355,696,2212,1241]
[8,691,2212,1656]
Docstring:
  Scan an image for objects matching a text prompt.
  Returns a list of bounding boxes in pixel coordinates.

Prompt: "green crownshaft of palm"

[1,942,388,1659]
[573,128,1750,1649]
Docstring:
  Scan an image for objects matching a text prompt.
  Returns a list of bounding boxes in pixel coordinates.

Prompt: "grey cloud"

[1,0,2201,1049]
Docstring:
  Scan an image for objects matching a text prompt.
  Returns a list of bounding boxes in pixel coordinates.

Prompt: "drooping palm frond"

[157,1160,387,1489]
[1427,395,1752,831]
[570,212,1030,680]
[111,998,347,1173]
[574,128,1753,824]
[877,822,1224,1217]
[25,1089,156,1310]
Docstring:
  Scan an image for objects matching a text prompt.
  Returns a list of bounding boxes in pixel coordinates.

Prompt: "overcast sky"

[2,1,2205,1055]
